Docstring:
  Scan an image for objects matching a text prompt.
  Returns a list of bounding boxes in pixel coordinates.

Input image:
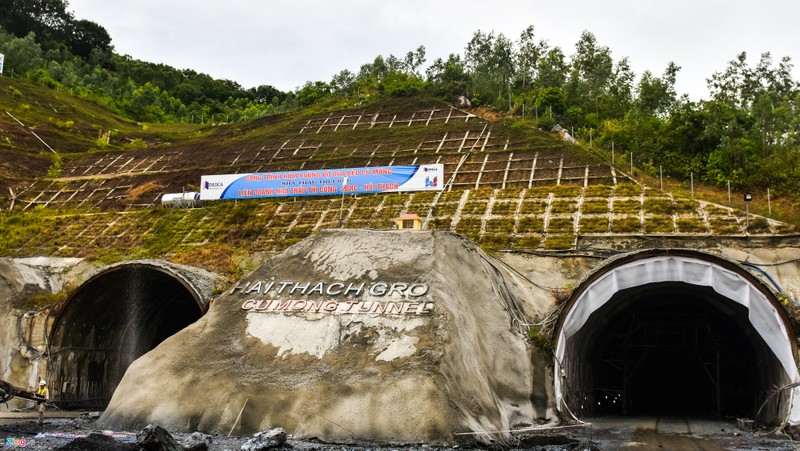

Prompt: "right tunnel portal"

[554,250,799,426]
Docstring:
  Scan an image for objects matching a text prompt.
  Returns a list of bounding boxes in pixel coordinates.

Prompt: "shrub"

[47,153,63,178]
[747,217,771,233]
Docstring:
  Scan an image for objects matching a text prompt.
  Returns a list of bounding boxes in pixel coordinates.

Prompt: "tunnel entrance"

[48,263,205,409]
[588,283,759,418]
[555,251,798,426]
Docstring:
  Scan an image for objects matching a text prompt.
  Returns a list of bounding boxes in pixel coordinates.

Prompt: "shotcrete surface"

[99,230,555,444]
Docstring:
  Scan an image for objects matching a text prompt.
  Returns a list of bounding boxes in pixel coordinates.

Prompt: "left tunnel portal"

[48,262,206,408]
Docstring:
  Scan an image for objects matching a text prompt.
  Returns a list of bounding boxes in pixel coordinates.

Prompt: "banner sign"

[200,164,443,200]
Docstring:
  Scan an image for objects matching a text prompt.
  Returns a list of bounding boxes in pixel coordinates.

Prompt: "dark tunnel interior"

[48,264,203,408]
[563,282,791,423]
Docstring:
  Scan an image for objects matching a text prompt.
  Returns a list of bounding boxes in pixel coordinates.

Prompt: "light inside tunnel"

[48,263,203,408]
[555,252,798,425]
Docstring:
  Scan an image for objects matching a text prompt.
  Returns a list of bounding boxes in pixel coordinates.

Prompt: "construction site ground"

[0,412,797,450]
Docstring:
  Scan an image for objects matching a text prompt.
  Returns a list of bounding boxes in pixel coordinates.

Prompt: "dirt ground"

[1,413,798,450]
[558,416,798,450]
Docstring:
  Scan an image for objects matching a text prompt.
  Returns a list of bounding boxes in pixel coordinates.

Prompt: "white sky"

[68,0,799,101]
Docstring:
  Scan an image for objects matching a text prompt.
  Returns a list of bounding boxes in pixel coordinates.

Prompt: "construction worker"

[36,380,49,425]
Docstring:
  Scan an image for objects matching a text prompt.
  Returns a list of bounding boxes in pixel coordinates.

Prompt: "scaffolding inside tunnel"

[555,250,799,426]
[46,262,208,409]
[588,284,759,418]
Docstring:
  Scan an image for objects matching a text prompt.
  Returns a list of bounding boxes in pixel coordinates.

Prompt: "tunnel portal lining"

[554,252,800,423]
[48,262,206,408]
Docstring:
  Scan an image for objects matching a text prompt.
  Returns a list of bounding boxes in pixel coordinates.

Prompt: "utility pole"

[744,193,752,233]
[727,180,731,206]
[630,152,633,176]
[612,142,615,164]
[338,176,348,228]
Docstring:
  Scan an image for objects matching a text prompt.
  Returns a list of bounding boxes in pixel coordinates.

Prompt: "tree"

[426,54,470,98]
[403,46,426,76]
[516,25,548,89]
[330,69,356,96]
[296,81,332,106]
[247,84,286,104]
[464,30,516,105]
[0,0,72,50]
[566,31,614,116]
[535,87,567,117]
[67,19,112,62]
[535,47,568,89]
[0,31,44,75]
[635,62,680,117]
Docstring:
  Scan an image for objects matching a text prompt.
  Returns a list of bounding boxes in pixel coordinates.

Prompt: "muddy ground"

[1,413,797,450]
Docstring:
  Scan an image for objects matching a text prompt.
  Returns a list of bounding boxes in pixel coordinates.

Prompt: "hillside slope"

[0,79,795,275]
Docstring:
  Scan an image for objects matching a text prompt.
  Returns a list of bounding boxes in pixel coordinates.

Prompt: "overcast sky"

[68,0,799,101]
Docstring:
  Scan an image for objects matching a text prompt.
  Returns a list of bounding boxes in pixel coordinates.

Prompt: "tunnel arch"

[554,249,799,426]
[47,261,214,409]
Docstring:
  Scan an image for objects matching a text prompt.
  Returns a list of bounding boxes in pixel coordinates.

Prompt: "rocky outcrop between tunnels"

[99,230,555,444]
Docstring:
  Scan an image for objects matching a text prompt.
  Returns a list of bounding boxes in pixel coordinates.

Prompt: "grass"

[644,215,675,234]
[517,216,544,233]
[614,183,642,197]
[579,216,609,233]
[550,199,578,215]
[461,201,489,215]
[612,217,642,234]
[543,234,575,250]
[581,199,610,214]
[547,217,575,233]
[486,217,515,233]
[583,185,612,197]
[520,199,549,215]
[479,233,511,249]
[613,199,641,215]
[491,200,518,215]
[512,234,542,248]
[455,217,482,235]
[709,217,742,235]
[676,217,708,234]
[644,198,674,215]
